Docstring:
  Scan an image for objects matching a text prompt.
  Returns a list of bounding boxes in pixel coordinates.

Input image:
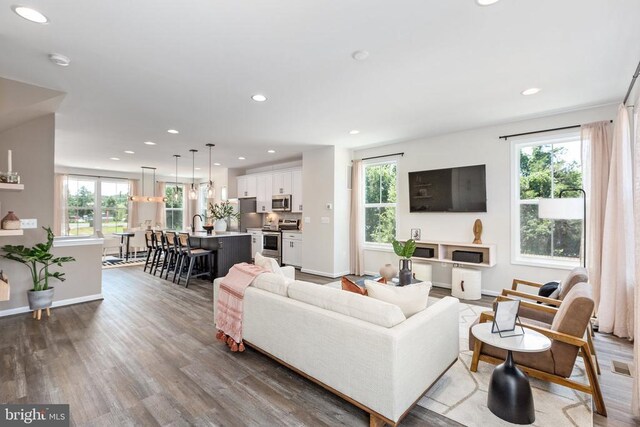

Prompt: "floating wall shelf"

[0,229,24,237]
[0,183,24,191]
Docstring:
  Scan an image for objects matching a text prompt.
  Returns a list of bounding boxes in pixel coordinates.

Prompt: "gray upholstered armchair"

[469,282,606,416]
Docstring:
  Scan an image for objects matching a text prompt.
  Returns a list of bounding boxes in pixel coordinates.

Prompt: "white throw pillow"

[252,272,289,297]
[364,280,432,317]
[254,252,285,277]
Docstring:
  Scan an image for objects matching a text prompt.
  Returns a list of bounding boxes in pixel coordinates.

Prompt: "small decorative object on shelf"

[392,238,417,286]
[0,270,9,301]
[411,228,421,240]
[1,211,21,230]
[473,219,483,244]
[379,263,398,282]
[1,150,21,184]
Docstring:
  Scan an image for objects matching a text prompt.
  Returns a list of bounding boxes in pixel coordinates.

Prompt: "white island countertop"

[185,231,251,239]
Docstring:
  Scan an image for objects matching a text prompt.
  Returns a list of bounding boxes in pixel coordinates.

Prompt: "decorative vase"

[398,259,413,286]
[214,219,227,232]
[27,287,55,310]
[379,263,398,282]
[1,211,20,230]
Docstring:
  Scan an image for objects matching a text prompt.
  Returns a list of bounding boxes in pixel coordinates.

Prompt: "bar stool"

[143,230,155,272]
[152,231,169,276]
[174,233,215,287]
[163,231,181,281]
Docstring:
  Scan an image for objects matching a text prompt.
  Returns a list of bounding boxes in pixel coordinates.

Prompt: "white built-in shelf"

[0,183,24,191]
[404,239,497,268]
[0,229,24,237]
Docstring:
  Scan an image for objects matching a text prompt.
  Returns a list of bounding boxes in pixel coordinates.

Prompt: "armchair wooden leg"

[471,339,482,372]
[370,414,386,427]
[581,345,607,417]
[586,331,601,375]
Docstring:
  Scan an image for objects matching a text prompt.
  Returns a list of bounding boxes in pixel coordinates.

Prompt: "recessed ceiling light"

[124,150,135,154]
[352,50,370,61]
[12,6,48,23]
[251,94,267,102]
[144,141,156,145]
[109,157,120,161]
[213,162,221,166]
[476,0,500,5]
[349,130,360,135]
[521,87,541,96]
[267,149,276,154]
[48,53,70,67]
[167,129,179,134]
[238,156,246,160]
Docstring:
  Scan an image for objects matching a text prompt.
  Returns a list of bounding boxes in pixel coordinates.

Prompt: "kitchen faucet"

[191,214,203,233]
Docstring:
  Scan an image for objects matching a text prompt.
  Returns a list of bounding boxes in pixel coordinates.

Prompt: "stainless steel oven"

[271,195,291,212]
[262,231,281,264]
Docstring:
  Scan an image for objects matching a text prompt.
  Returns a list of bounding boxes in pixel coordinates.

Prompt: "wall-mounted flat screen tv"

[408,164,487,212]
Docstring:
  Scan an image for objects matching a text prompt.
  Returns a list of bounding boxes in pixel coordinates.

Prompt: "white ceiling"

[1,0,639,177]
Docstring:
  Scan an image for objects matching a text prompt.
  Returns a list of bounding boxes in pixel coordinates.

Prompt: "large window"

[364,161,397,244]
[165,185,184,230]
[65,176,129,236]
[512,134,583,267]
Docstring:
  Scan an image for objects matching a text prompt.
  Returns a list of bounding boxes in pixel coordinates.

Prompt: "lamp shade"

[537,198,583,220]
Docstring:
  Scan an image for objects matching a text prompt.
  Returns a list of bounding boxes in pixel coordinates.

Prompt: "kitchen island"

[186,231,252,278]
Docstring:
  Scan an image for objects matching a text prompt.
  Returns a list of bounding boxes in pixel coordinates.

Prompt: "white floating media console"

[407,239,497,268]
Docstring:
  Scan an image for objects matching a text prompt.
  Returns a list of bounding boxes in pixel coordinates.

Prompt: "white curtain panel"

[182,188,198,231]
[53,174,68,236]
[155,181,166,228]
[350,160,364,275]
[581,121,612,310]
[632,95,640,418]
[597,104,636,338]
[127,179,140,229]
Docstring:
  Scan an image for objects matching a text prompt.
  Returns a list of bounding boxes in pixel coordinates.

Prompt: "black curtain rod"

[66,173,130,180]
[623,59,640,105]
[499,120,613,141]
[358,152,404,161]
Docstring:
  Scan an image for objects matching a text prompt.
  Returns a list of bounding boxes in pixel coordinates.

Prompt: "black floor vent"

[611,360,633,377]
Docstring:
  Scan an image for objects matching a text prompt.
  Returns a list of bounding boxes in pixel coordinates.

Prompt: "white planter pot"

[214,219,227,232]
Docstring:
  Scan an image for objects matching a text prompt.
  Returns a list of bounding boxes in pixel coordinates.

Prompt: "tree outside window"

[364,162,397,244]
[165,185,184,230]
[515,136,583,265]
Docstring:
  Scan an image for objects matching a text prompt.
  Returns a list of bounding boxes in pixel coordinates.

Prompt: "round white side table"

[471,322,552,425]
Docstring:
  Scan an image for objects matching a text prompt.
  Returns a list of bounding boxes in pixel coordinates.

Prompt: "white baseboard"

[300,268,348,279]
[0,293,104,318]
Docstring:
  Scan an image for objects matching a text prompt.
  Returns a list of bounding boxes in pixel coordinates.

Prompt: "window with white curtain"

[363,160,397,245]
[511,133,583,267]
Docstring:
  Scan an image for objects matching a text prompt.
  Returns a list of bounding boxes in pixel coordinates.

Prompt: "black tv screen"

[409,165,487,212]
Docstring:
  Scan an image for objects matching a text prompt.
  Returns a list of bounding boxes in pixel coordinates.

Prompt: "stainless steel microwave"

[272,195,291,212]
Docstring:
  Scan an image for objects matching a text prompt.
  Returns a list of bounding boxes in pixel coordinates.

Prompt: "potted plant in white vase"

[1,227,75,318]
[208,201,240,232]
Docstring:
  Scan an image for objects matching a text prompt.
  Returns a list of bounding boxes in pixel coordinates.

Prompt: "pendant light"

[205,143,215,199]
[128,166,167,203]
[189,149,198,200]
[173,154,181,201]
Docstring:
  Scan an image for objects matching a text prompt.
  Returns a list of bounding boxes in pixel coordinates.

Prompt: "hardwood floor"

[0,267,460,427]
[0,266,634,426]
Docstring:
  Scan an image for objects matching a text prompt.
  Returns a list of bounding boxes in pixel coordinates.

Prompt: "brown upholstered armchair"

[498,267,600,374]
[469,282,606,416]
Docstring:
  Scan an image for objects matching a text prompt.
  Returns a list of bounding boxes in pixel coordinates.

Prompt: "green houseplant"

[392,238,417,286]
[208,201,240,232]
[1,227,75,311]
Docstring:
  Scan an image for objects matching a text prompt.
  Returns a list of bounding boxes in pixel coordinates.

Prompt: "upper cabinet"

[256,174,272,213]
[291,169,303,213]
[272,171,292,195]
[237,175,257,198]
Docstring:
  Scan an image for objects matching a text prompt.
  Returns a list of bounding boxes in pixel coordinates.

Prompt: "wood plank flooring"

[0,267,634,426]
[0,267,460,427]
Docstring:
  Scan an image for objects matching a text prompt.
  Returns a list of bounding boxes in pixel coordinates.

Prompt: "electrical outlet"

[20,218,37,229]
[321,217,330,224]
[304,217,311,223]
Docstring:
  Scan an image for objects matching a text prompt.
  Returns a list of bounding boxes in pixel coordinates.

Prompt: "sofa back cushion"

[288,280,406,328]
[252,272,291,297]
[365,280,432,317]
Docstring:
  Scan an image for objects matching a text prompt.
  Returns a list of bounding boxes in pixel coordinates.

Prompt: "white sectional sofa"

[213,266,459,426]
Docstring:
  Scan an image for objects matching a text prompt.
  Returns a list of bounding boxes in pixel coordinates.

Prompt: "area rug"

[418,302,592,426]
[102,255,147,269]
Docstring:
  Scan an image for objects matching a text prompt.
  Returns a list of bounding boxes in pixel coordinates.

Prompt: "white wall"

[354,104,617,294]
[333,147,351,276]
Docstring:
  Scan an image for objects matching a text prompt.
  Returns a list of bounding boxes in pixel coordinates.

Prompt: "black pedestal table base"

[487,350,535,424]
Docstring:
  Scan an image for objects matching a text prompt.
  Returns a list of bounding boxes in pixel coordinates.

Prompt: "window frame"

[99,179,130,234]
[165,184,185,230]
[510,132,583,269]
[362,159,398,249]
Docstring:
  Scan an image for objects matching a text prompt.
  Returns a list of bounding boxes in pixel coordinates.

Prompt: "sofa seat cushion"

[365,280,432,317]
[252,272,291,297]
[287,280,406,328]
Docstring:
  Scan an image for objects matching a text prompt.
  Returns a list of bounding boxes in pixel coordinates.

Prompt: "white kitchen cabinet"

[237,175,257,198]
[282,232,303,267]
[291,169,303,213]
[248,229,263,259]
[256,174,272,213]
[272,171,292,195]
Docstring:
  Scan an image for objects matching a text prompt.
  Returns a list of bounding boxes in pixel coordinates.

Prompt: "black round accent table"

[472,323,552,425]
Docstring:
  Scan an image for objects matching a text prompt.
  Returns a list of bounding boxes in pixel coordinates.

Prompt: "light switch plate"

[321,217,330,224]
[304,217,311,223]
[20,218,37,229]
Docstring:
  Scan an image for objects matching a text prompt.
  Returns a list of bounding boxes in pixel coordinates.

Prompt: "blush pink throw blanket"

[215,262,266,352]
